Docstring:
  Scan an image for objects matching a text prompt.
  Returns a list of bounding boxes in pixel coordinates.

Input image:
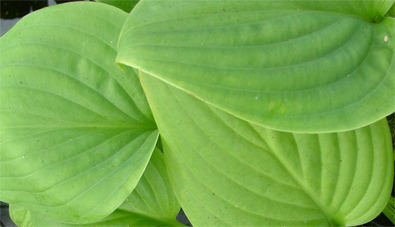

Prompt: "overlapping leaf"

[0,2,158,224]
[383,196,395,224]
[118,148,180,221]
[96,0,139,12]
[138,71,394,226]
[117,0,395,133]
[9,148,184,226]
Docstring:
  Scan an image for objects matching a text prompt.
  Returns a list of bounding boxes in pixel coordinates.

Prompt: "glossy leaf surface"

[0,2,158,224]
[139,71,394,226]
[118,0,395,133]
[9,148,184,227]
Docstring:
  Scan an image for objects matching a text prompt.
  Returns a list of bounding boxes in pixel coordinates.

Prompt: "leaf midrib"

[190,98,337,224]
[256,131,340,226]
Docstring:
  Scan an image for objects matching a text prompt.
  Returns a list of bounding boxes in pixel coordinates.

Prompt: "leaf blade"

[0,2,158,223]
[96,0,139,12]
[117,0,395,133]
[10,148,184,227]
[139,71,394,226]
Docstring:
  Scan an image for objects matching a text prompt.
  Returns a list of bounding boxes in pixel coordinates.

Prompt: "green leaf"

[10,148,184,227]
[96,0,139,12]
[139,71,394,226]
[11,207,184,227]
[117,0,395,133]
[0,2,158,224]
[9,204,32,227]
[385,2,395,17]
[118,148,181,221]
[383,196,395,225]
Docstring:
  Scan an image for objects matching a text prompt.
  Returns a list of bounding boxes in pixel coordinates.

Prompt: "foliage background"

[0,0,393,226]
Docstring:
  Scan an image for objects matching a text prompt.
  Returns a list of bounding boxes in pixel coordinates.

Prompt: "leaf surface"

[139,71,394,226]
[117,0,395,133]
[0,2,158,224]
[96,0,139,12]
[383,196,395,225]
[9,148,184,226]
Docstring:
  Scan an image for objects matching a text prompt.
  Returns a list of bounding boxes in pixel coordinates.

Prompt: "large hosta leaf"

[0,2,158,224]
[139,71,394,226]
[10,148,184,226]
[117,0,395,133]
